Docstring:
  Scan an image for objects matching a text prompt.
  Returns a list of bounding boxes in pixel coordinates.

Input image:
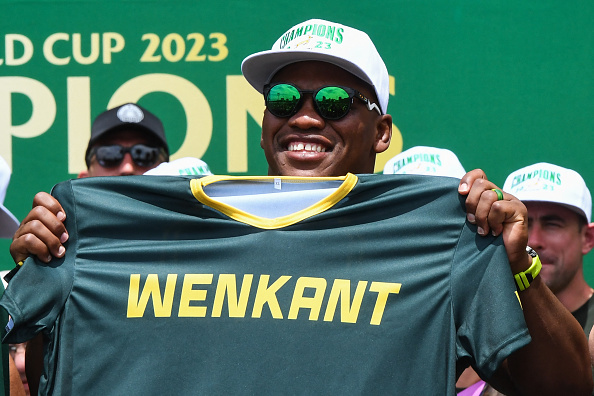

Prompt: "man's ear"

[78,169,89,178]
[374,114,392,154]
[582,222,594,255]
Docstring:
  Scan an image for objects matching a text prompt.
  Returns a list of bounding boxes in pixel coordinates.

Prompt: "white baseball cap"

[241,18,390,114]
[383,146,466,179]
[503,162,592,222]
[0,156,20,238]
[144,157,213,177]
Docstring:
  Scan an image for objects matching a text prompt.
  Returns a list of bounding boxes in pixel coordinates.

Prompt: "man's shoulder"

[54,175,194,196]
[356,173,464,209]
[360,173,461,187]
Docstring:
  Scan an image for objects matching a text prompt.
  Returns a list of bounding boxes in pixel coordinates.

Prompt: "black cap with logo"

[85,103,169,161]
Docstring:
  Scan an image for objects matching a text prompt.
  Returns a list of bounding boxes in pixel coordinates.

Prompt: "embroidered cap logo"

[116,104,145,123]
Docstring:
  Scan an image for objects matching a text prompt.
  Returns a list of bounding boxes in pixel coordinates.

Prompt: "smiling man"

[242,20,391,177]
[259,62,390,176]
[504,163,594,332]
[6,19,592,395]
[240,18,591,395]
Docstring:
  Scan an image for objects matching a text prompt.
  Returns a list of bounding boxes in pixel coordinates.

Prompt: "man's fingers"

[458,169,487,195]
[32,191,66,220]
[461,174,530,271]
[464,178,496,228]
[469,189,530,266]
[465,179,518,237]
[471,189,499,236]
[10,233,52,264]
[9,192,68,265]
[17,206,68,242]
[484,198,519,237]
[10,218,66,262]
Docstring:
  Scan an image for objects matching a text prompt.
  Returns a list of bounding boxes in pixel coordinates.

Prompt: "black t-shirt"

[572,296,594,335]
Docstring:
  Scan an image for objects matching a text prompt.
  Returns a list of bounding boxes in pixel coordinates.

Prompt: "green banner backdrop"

[1,0,593,278]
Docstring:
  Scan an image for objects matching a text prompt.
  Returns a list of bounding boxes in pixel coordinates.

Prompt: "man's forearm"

[507,278,592,395]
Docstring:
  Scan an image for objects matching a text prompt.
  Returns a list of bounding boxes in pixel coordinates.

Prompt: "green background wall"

[1,1,593,278]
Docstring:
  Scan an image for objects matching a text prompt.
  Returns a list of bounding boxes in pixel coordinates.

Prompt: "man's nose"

[288,96,325,130]
[117,153,139,176]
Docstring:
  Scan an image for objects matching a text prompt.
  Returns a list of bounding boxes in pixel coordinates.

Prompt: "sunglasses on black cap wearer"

[86,144,167,168]
[263,83,382,120]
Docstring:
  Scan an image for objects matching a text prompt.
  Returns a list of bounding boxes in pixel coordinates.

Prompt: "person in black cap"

[79,103,169,177]
[13,102,171,395]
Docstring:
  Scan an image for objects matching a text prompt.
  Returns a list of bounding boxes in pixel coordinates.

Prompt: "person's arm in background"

[459,170,593,395]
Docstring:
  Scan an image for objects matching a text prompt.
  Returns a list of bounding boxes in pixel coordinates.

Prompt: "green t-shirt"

[0,174,530,395]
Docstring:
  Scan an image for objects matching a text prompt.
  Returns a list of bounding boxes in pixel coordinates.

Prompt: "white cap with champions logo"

[503,162,592,222]
[241,18,389,115]
[383,146,466,179]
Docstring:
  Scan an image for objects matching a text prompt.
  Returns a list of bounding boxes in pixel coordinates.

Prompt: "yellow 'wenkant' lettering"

[288,277,327,320]
[178,274,213,317]
[323,279,368,323]
[251,275,291,319]
[127,274,177,318]
[368,282,402,325]
[126,274,402,325]
[212,274,253,317]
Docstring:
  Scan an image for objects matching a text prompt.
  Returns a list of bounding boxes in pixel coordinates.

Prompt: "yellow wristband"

[514,254,542,291]
[17,261,24,267]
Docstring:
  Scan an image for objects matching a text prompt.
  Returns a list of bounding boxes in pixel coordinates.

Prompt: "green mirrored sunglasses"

[264,83,382,120]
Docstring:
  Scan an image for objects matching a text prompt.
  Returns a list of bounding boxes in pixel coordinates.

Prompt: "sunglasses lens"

[94,145,161,168]
[266,84,301,117]
[95,145,124,168]
[130,145,160,167]
[315,86,351,119]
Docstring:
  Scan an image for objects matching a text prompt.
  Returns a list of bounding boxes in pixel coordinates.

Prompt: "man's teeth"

[288,143,326,152]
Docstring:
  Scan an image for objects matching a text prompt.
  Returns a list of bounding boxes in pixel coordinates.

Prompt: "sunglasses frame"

[86,144,167,168]
[263,83,382,120]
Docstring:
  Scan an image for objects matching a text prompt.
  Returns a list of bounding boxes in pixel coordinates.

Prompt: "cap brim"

[516,193,590,223]
[241,49,374,93]
[0,206,19,239]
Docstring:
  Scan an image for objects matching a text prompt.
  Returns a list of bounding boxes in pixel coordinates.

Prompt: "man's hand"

[459,169,593,395]
[10,192,68,264]
[458,169,530,272]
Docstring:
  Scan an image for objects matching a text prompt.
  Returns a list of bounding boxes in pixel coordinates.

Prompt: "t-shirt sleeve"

[451,224,531,379]
[0,181,76,344]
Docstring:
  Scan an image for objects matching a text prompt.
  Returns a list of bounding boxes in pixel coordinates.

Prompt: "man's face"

[261,61,391,177]
[526,201,591,294]
[84,129,166,177]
